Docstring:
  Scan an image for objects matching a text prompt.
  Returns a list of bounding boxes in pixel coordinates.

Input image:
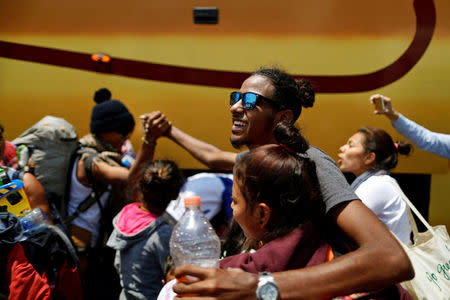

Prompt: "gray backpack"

[12,116,79,217]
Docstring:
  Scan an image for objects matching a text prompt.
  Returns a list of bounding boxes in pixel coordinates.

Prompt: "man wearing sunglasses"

[147,68,413,299]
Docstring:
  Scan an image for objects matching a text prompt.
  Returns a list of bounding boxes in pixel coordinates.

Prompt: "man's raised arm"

[146,111,237,170]
[168,125,236,170]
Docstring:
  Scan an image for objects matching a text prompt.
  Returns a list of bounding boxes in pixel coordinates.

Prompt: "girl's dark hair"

[358,127,413,171]
[139,160,184,212]
[253,68,315,121]
[221,219,248,256]
[233,122,324,243]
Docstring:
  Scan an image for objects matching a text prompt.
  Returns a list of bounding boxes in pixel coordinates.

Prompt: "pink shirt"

[117,202,158,235]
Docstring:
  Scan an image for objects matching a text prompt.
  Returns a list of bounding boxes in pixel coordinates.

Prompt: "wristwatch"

[255,272,280,300]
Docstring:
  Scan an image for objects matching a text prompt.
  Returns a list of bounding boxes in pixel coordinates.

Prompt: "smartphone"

[373,96,385,111]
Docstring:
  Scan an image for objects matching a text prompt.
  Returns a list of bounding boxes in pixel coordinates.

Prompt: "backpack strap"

[82,153,108,221]
[63,152,108,227]
[63,191,102,226]
[84,153,111,249]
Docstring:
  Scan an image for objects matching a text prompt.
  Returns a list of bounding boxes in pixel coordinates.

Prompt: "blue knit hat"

[90,88,135,136]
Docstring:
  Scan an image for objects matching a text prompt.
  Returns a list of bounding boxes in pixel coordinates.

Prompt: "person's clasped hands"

[140,111,172,143]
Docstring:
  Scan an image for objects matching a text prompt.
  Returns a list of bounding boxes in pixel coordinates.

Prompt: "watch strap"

[256,272,280,300]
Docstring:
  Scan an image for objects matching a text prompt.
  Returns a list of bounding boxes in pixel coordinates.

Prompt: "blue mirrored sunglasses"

[229,92,277,110]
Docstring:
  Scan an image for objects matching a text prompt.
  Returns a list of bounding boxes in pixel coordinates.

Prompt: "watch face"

[259,282,279,300]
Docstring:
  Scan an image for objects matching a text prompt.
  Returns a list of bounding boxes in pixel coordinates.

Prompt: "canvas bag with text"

[388,178,450,300]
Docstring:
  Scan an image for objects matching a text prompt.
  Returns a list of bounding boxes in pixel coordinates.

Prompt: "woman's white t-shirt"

[355,175,412,245]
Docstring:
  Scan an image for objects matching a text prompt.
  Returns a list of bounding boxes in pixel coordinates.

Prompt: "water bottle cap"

[184,196,201,208]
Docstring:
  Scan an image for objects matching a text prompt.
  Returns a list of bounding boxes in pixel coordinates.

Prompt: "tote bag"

[389,179,450,300]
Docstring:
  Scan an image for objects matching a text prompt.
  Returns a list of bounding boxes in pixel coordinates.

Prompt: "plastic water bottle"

[19,208,50,237]
[16,145,30,170]
[170,196,221,271]
[121,154,135,168]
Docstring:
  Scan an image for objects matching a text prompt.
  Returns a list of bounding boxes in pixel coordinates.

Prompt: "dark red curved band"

[0,0,435,93]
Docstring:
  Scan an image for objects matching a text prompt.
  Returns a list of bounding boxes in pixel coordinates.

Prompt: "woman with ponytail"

[338,127,413,245]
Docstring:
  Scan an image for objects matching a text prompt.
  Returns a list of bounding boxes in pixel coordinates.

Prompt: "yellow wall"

[430,169,450,229]
[0,0,449,226]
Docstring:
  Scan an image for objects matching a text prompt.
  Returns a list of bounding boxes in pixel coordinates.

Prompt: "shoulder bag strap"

[386,178,434,241]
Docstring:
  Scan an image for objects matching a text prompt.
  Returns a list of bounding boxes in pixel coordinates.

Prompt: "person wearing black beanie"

[90,88,135,141]
[67,88,142,299]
